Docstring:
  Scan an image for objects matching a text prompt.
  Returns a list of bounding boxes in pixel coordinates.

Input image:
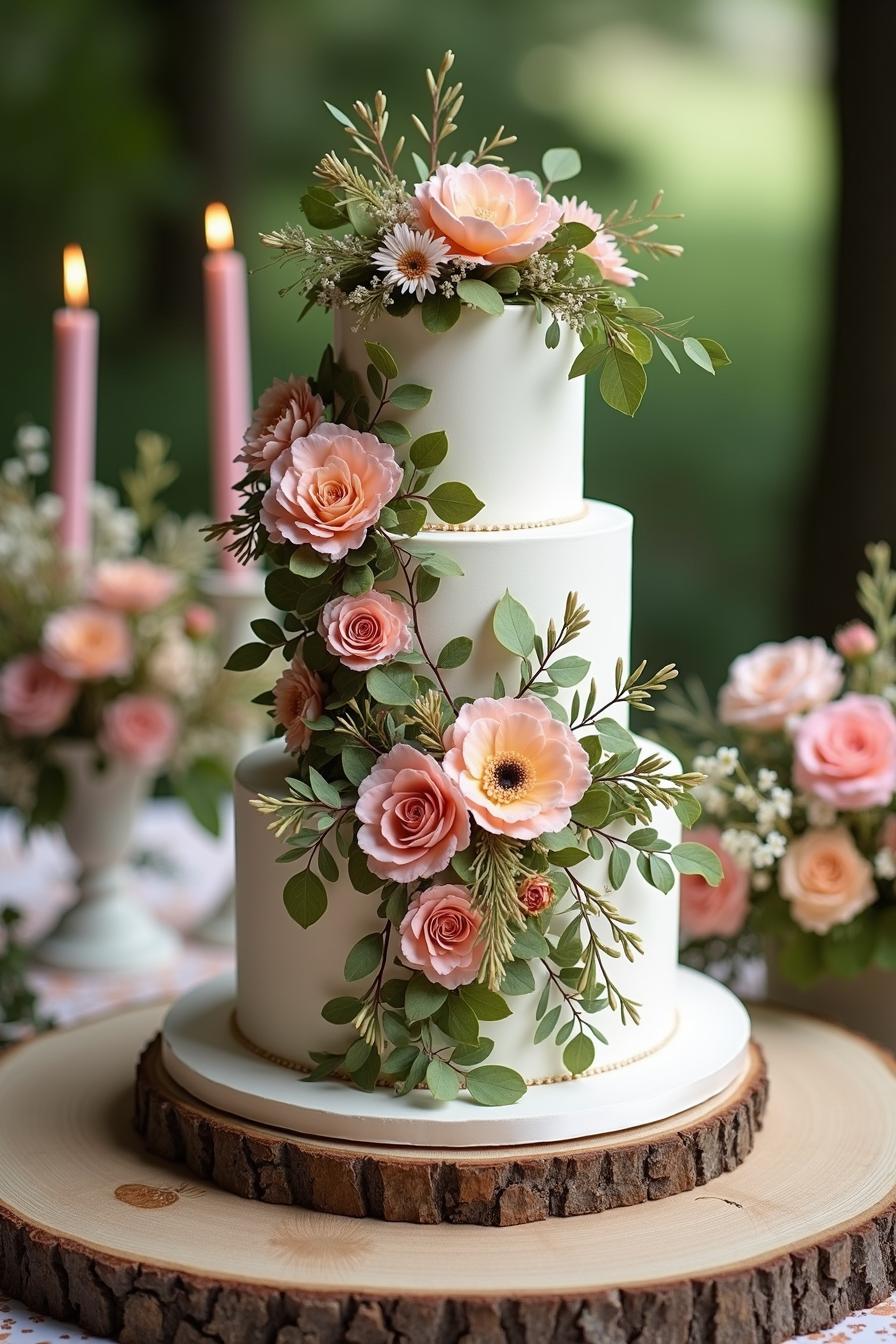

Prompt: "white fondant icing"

[334,305,584,528]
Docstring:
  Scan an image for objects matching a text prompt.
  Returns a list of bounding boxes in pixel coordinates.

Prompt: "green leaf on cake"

[344,931,384,982]
[492,590,536,657]
[486,266,522,294]
[427,481,484,524]
[542,146,581,183]
[348,847,382,895]
[366,663,417,706]
[510,925,551,960]
[410,430,448,469]
[381,1045,420,1079]
[568,339,608,380]
[321,996,362,1025]
[465,1065,527,1107]
[342,563,375,595]
[225,641,272,671]
[346,200,379,238]
[673,792,703,828]
[500,958,536,996]
[562,1033,595,1076]
[421,290,461,332]
[456,278,505,316]
[308,766,341,809]
[545,318,561,349]
[451,1037,494,1067]
[550,221,595,252]
[571,784,612,829]
[459,983,512,1021]
[671,842,723,885]
[373,419,411,447]
[548,655,590,687]
[620,327,653,365]
[288,546,330,579]
[417,550,464,578]
[404,973,448,1022]
[250,618,285,646]
[600,347,647,416]
[426,1058,460,1101]
[341,744,376,787]
[435,994,480,1045]
[265,567,303,611]
[608,846,631,890]
[364,340,399,380]
[437,636,473,669]
[283,869,327,928]
[391,498,428,536]
[389,383,432,410]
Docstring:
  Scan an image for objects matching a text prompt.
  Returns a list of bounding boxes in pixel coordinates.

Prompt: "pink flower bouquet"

[659,543,896,986]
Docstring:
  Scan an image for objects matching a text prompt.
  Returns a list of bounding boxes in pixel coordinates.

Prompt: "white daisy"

[371,224,451,301]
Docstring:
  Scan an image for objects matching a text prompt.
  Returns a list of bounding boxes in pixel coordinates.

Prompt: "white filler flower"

[371,224,451,300]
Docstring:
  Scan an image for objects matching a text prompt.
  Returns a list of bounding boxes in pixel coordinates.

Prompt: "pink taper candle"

[203,203,252,574]
[52,245,98,559]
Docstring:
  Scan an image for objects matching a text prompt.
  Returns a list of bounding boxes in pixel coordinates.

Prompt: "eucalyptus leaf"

[426,1057,460,1101]
[460,983,512,1021]
[410,430,448,470]
[389,383,432,410]
[437,636,473,669]
[225,642,271,672]
[492,590,536,657]
[542,146,582,183]
[465,1065,527,1107]
[427,481,484,525]
[366,664,417,706]
[421,290,461,332]
[671,842,724,885]
[321,996,362,1025]
[344,931,384,982]
[283,869,327,928]
[562,1033,595,1075]
[600,347,647,416]
[405,973,448,1023]
[365,341,399,380]
[456,278,504,316]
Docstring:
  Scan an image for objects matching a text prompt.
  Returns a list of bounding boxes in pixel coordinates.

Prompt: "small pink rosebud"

[518,875,555,915]
[183,603,217,639]
[834,620,877,660]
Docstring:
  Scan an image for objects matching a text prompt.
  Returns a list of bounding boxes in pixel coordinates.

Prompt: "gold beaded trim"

[418,505,588,534]
[231,1009,678,1089]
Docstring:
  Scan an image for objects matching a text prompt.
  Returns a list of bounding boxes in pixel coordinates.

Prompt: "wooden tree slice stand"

[135,1031,768,1225]
[1,1002,895,1344]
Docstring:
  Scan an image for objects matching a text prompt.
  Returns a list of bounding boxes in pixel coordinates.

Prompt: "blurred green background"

[1,0,831,690]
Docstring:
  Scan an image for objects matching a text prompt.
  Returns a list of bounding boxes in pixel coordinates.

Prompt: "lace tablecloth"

[0,801,893,1344]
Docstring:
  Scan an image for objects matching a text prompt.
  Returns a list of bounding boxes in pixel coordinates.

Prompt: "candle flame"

[205,203,234,251]
[63,244,89,307]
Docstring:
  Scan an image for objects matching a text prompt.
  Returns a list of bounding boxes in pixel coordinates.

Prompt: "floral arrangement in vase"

[257,50,729,419]
[659,544,896,987]
[0,424,255,832]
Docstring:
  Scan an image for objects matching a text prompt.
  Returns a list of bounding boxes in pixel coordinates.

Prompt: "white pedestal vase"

[765,951,896,1052]
[36,742,179,972]
[193,567,271,946]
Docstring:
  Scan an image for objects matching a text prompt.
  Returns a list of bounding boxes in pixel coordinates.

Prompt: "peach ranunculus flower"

[242,375,324,473]
[0,654,78,737]
[43,605,133,681]
[272,652,326,756]
[318,591,412,672]
[100,693,179,770]
[779,826,877,934]
[399,884,484,990]
[555,196,642,287]
[718,637,843,732]
[355,743,470,883]
[414,163,559,266]
[679,826,750,941]
[260,422,402,561]
[442,695,591,840]
[834,620,878,660]
[792,693,896,811]
[90,558,181,613]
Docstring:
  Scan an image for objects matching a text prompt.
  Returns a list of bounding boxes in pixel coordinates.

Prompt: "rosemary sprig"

[471,832,527,990]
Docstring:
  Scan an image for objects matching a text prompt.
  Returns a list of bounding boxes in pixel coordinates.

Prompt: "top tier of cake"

[334,305,584,529]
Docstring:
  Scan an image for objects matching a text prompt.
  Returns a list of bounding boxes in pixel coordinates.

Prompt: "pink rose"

[779,826,876,934]
[183,603,217,639]
[518,874,555,916]
[834,621,877,660]
[793,693,896,811]
[399,884,484,990]
[718,637,843,732]
[272,653,326,755]
[442,695,591,840]
[414,163,559,266]
[318,591,412,672]
[90,558,180,613]
[554,196,642,287]
[260,422,401,561]
[43,605,133,681]
[356,743,470,883]
[100,694,179,770]
[679,826,750,940]
[0,654,77,737]
[242,375,324,472]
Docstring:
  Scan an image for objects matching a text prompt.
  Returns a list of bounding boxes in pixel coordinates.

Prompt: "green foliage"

[283,869,327,928]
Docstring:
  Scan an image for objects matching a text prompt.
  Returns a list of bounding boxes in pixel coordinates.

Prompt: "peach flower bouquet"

[0,427,249,835]
[658,543,896,988]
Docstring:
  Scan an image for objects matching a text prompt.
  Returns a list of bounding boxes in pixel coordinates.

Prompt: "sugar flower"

[260,422,402,561]
[242,375,324,472]
[556,196,642,287]
[442,695,591,840]
[273,652,326,756]
[415,163,559,266]
[371,224,451,301]
[43,605,133,681]
[356,742,470,883]
[318,591,412,672]
[399,884,484,990]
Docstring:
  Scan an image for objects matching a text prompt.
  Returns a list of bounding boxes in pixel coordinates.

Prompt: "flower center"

[398,250,427,278]
[474,205,496,221]
[482,752,533,803]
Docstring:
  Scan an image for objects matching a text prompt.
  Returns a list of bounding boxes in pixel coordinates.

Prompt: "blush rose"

[318,591,412,672]
[272,652,326,755]
[718,637,843,732]
[679,826,750,940]
[242,375,324,472]
[793,693,896,811]
[834,621,877,660]
[399,884,484,990]
[414,163,558,265]
[779,826,876,934]
[356,743,470,882]
[90,558,180,613]
[43,605,133,681]
[0,654,77,737]
[100,694,179,770]
[260,422,402,561]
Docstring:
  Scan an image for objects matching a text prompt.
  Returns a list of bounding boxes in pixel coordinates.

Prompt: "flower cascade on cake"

[211,55,726,1107]
[658,542,896,991]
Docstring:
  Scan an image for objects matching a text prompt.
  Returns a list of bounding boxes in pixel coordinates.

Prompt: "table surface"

[1,802,893,1344]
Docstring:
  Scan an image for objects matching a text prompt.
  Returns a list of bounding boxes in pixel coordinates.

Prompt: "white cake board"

[161,966,750,1148]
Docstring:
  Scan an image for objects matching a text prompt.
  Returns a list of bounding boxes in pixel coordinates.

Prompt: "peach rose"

[318,591,412,672]
[718,637,843,732]
[272,652,326,756]
[793,693,896,811]
[679,826,750,940]
[260,422,401,561]
[442,695,591,840]
[834,621,877,660]
[356,743,470,883]
[0,654,77,737]
[779,826,876,934]
[555,196,641,287]
[399,884,484,990]
[100,694,179,770]
[183,603,217,639]
[242,375,324,472]
[518,874,555,916]
[43,605,133,681]
[90,558,180,613]
[414,163,559,266]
